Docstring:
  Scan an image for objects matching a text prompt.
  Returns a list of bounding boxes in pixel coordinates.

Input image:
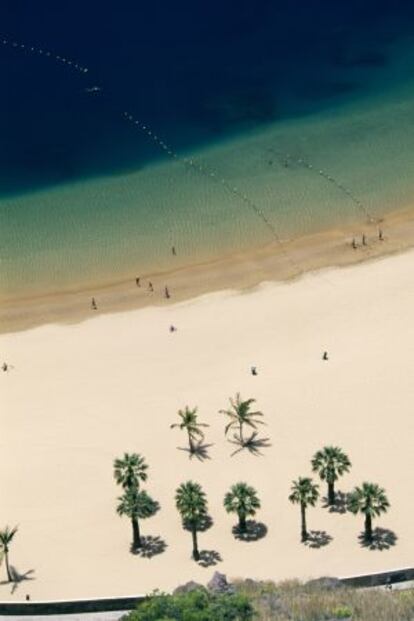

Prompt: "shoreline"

[2,204,414,335]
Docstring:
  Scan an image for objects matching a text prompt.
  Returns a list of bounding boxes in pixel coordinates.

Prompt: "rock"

[306,576,344,590]
[207,572,235,594]
[173,580,205,595]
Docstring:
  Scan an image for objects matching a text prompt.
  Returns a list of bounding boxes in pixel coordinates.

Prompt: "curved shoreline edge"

[0,567,413,613]
[1,204,414,335]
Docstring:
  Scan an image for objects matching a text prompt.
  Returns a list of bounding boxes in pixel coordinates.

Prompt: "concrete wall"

[341,566,414,588]
[0,595,146,616]
[0,567,413,615]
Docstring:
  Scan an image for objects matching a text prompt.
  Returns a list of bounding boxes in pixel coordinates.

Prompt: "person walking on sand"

[322,351,329,361]
[251,366,258,376]
[352,238,357,249]
[164,286,170,299]
[169,324,177,333]
[91,297,97,310]
[2,362,8,372]
[148,281,154,292]
[135,277,140,287]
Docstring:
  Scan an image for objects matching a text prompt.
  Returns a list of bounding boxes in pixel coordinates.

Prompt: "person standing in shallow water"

[172,246,176,256]
[164,286,170,299]
[91,297,97,310]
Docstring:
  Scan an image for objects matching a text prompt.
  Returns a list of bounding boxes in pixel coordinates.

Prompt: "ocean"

[2,0,414,299]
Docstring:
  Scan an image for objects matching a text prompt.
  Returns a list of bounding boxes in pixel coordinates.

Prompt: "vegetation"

[235,578,414,621]
[175,481,208,561]
[0,526,18,582]
[348,482,390,542]
[288,477,319,542]
[170,406,209,454]
[126,588,254,621]
[109,415,393,591]
[113,453,148,490]
[220,393,264,447]
[117,488,158,549]
[224,482,261,533]
[311,446,351,505]
[126,581,414,621]
[114,453,154,550]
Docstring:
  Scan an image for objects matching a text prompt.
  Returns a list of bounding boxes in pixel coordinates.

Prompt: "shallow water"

[2,1,414,298]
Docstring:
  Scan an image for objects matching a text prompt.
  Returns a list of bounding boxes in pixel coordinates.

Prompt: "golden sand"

[1,247,413,600]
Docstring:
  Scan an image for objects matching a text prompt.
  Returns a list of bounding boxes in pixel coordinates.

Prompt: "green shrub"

[126,588,254,621]
[332,604,352,619]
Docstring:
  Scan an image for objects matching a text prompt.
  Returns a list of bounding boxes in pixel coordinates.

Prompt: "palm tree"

[311,446,351,505]
[0,526,18,582]
[113,453,148,490]
[220,393,264,446]
[117,488,158,550]
[170,407,209,454]
[289,477,319,542]
[224,482,261,533]
[175,481,208,561]
[348,482,390,542]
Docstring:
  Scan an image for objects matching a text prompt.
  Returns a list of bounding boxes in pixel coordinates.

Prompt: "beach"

[1,201,414,335]
[1,248,413,600]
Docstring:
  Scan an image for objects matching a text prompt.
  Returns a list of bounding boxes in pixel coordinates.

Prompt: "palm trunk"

[238,512,247,533]
[191,525,200,561]
[301,503,308,542]
[328,481,335,505]
[239,421,244,445]
[188,432,195,454]
[4,551,12,582]
[132,517,142,549]
[364,514,373,542]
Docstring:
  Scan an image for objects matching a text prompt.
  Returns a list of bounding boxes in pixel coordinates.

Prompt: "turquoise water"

[2,3,414,299]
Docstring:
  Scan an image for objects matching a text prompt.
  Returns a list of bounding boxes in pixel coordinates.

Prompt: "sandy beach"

[1,247,413,600]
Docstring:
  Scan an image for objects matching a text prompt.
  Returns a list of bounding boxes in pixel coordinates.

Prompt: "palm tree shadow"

[229,432,271,457]
[131,535,168,558]
[322,491,348,514]
[184,514,213,533]
[0,567,36,594]
[232,520,268,542]
[358,528,397,551]
[177,443,214,462]
[197,550,222,568]
[304,530,333,549]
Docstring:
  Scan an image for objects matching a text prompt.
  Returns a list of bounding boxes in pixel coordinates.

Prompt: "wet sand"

[1,204,414,335]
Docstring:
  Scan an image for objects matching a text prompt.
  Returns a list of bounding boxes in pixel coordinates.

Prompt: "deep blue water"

[2,0,414,196]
